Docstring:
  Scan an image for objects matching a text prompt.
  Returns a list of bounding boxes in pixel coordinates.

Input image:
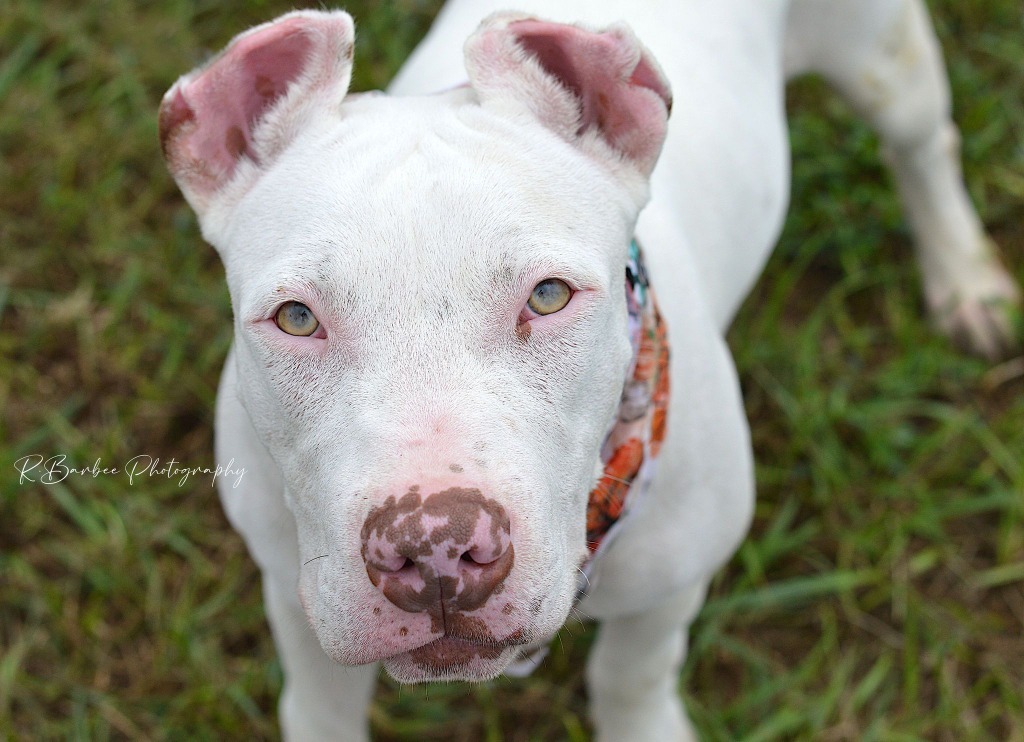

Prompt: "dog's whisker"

[570,605,594,624]
[576,566,592,592]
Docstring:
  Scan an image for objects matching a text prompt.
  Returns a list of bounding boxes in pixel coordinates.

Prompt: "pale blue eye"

[275,301,320,336]
[528,279,572,315]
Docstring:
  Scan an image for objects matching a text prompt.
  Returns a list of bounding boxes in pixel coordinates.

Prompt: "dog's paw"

[938,293,1021,361]
[926,242,1022,361]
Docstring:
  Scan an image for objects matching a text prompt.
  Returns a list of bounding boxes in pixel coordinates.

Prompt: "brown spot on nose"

[449,464,464,473]
[360,487,514,631]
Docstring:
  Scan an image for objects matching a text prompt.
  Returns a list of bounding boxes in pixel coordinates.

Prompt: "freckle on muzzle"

[360,486,514,636]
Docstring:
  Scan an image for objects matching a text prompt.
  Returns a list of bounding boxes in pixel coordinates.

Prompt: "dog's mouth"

[381,633,537,682]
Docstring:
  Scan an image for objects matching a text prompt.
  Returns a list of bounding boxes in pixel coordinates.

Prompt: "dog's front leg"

[586,581,708,742]
[262,576,378,742]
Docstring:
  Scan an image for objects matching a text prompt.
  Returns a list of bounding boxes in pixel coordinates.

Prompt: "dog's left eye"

[527,279,572,316]
[275,301,320,336]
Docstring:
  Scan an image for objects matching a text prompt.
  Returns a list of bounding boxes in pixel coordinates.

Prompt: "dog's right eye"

[275,301,320,336]
[527,279,572,316]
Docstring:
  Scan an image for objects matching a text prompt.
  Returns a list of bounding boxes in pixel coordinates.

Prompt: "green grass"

[1,0,1022,739]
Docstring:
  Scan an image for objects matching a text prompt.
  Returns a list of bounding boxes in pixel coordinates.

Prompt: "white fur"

[161,0,1020,739]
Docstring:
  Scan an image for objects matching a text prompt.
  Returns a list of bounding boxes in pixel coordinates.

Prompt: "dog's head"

[160,10,671,682]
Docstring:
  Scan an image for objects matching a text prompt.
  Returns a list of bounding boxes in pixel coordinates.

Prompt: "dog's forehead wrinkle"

[314,96,633,229]
[339,92,588,175]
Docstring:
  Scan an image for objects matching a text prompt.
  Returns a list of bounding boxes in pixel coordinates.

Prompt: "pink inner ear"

[629,57,672,115]
[510,20,671,168]
[163,18,313,178]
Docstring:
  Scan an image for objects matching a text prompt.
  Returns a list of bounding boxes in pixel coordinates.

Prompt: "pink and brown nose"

[360,486,514,617]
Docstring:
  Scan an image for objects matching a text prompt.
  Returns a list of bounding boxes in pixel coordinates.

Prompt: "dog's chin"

[381,637,523,683]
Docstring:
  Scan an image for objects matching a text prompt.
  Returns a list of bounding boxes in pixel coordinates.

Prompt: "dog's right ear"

[464,15,672,183]
[159,10,354,218]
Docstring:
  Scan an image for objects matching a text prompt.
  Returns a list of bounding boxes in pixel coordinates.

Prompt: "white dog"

[159,0,1019,738]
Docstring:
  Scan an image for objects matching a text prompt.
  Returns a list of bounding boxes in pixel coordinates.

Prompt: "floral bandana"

[582,239,669,574]
[506,240,669,677]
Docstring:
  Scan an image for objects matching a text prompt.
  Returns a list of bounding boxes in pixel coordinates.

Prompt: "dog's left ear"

[464,15,672,179]
[159,10,354,219]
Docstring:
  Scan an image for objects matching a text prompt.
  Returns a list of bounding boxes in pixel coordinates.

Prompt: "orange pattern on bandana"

[585,240,669,555]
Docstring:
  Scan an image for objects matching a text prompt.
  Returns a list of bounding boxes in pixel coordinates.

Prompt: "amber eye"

[275,301,320,337]
[527,279,572,316]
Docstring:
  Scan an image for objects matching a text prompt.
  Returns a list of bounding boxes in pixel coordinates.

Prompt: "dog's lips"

[379,632,536,681]
[409,635,507,666]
